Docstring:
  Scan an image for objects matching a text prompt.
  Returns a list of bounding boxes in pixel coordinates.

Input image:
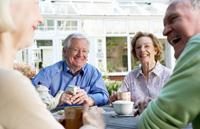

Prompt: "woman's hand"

[109,91,118,104]
[82,100,106,129]
[134,97,153,116]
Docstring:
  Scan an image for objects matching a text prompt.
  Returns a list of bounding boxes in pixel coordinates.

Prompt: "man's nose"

[77,50,83,56]
[163,25,172,36]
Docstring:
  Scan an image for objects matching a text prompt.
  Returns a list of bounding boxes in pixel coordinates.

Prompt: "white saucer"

[118,114,134,117]
[110,114,134,117]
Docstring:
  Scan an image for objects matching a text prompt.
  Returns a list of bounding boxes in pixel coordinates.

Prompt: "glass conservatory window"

[36,40,53,68]
[153,20,164,33]
[36,20,54,34]
[39,2,53,14]
[106,20,126,34]
[22,49,29,63]
[95,2,120,15]
[39,0,168,16]
[59,39,65,60]
[15,49,28,64]
[119,3,150,15]
[82,20,104,35]
[72,1,100,15]
[55,2,77,15]
[57,20,78,33]
[106,37,128,72]
[129,20,149,34]
[95,38,104,68]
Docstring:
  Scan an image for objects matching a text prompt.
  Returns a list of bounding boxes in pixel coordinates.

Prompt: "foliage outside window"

[106,37,128,72]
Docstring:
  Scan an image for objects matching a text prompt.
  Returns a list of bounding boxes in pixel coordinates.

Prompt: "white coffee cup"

[67,85,80,95]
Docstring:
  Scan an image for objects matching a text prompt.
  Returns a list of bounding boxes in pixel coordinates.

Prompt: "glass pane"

[60,39,65,60]
[153,21,164,33]
[65,27,70,31]
[135,20,149,33]
[130,37,140,70]
[54,3,77,15]
[37,40,52,46]
[95,38,104,69]
[66,21,70,26]
[35,40,53,68]
[57,21,64,31]
[71,21,77,26]
[106,37,128,72]
[72,27,77,31]
[57,20,78,33]
[47,20,54,26]
[159,39,166,66]
[129,20,135,34]
[113,21,119,34]
[120,21,126,34]
[106,21,112,34]
[73,2,100,15]
[57,21,61,26]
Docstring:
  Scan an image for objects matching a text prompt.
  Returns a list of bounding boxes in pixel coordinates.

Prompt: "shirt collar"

[151,61,163,76]
[63,60,85,75]
[136,61,163,78]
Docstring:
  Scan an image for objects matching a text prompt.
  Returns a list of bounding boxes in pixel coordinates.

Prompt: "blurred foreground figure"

[0,0,105,129]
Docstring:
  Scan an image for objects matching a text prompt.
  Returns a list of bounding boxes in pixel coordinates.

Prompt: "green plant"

[104,80,123,96]
[99,65,110,80]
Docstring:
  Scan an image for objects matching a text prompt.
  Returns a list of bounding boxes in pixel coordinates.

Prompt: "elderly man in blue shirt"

[32,33,109,107]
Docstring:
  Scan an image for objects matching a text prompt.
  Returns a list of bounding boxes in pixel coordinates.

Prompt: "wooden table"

[51,105,193,129]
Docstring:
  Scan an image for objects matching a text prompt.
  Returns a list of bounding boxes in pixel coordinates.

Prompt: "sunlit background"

[15,0,175,80]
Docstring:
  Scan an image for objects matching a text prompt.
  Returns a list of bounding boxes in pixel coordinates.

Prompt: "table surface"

[51,105,193,129]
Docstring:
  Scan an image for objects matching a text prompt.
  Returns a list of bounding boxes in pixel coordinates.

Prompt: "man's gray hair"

[190,0,200,10]
[169,0,200,10]
[63,33,90,50]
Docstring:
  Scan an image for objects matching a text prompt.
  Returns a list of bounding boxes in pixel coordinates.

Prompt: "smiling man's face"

[163,0,200,59]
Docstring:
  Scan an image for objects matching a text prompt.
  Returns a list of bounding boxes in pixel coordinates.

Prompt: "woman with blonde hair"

[109,31,172,116]
[0,0,105,129]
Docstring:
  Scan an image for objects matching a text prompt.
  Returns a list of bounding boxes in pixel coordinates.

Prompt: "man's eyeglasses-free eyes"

[68,48,89,54]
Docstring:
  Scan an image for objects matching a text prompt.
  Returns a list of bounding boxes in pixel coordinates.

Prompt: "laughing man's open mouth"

[171,36,181,45]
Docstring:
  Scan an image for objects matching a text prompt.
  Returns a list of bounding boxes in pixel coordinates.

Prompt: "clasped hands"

[58,89,88,106]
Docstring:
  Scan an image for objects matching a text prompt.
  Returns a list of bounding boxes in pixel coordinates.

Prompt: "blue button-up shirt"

[32,60,109,106]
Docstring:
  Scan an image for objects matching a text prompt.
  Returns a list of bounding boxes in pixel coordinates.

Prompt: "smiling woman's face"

[10,0,44,49]
[135,36,157,64]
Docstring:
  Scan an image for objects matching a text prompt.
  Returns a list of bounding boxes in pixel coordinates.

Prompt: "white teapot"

[35,82,64,110]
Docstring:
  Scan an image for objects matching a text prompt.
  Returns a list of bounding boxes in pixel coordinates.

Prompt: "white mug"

[67,85,80,95]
